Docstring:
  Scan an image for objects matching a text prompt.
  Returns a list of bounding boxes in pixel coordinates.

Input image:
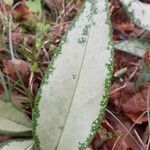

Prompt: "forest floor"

[0,0,150,149]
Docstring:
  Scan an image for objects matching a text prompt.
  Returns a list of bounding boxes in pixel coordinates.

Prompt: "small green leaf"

[141,64,150,73]
[30,62,40,73]
[136,71,150,90]
[22,21,37,34]
[35,38,42,49]
[115,39,150,57]
[120,0,150,30]
[35,23,49,49]
[25,0,42,13]
[36,23,49,33]
[0,139,33,150]
[136,64,150,90]
[0,100,32,136]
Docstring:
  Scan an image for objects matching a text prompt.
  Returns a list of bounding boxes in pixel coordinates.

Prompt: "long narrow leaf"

[0,139,33,150]
[0,100,32,136]
[120,0,150,30]
[0,72,10,101]
[115,39,150,57]
[33,0,113,149]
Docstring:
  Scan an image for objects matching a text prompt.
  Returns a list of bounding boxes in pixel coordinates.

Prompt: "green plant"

[0,0,150,149]
[33,0,113,149]
[136,63,150,90]
[25,0,42,14]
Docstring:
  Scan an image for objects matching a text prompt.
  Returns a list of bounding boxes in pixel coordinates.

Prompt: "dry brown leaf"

[12,1,33,21]
[125,113,148,124]
[123,92,147,113]
[3,59,30,80]
[111,82,149,124]
[91,113,143,150]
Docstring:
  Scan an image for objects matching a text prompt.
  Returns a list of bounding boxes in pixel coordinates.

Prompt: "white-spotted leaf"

[115,39,150,57]
[33,0,113,149]
[120,0,150,30]
[0,100,32,136]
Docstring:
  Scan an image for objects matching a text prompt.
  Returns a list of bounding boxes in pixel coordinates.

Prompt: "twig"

[112,135,122,150]
[111,82,127,94]
[146,87,150,150]
[106,109,143,149]
[111,62,140,94]
[8,2,21,61]
[133,129,146,149]
[147,137,150,150]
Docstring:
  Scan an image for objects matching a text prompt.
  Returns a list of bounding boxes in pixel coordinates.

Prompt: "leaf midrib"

[0,116,31,129]
[55,8,94,149]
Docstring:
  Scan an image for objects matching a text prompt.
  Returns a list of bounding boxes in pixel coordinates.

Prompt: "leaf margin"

[0,100,32,137]
[114,39,150,57]
[0,138,33,150]
[120,0,150,30]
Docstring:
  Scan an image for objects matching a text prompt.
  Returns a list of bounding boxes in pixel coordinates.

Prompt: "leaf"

[115,39,150,57]
[120,0,150,30]
[25,0,42,13]
[0,71,10,101]
[135,71,150,90]
[0,139,33,150]
[33,0,113,149]
[136,63,150,90]
[3,59,30,81]
[0,100,32,136]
